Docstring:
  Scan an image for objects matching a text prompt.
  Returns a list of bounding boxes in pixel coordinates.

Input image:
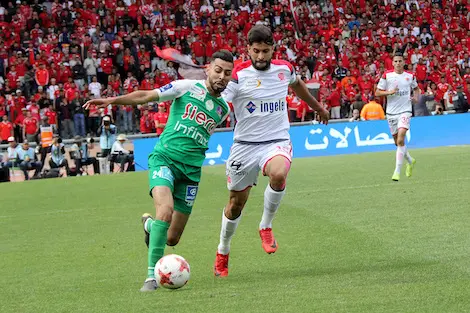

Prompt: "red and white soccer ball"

[154,254,190,289]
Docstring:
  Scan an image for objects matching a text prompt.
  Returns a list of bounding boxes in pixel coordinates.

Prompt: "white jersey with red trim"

[377,70,418,116]
[222,60,297,142]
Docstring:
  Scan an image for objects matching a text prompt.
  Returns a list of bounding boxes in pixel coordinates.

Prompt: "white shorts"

[387,113,412,135]
[226,140,293,191]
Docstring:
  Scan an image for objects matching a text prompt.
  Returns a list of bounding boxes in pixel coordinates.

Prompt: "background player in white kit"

[376,53,420,181]
[213,25,330,277]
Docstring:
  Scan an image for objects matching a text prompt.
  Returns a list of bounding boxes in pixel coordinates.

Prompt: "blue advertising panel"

[134,114,470,171]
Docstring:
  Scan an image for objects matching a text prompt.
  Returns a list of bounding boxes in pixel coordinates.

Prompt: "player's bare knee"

[396,137,405,146]
[269,171,287,190]
[155,205,173,223]
[166,235,180,246]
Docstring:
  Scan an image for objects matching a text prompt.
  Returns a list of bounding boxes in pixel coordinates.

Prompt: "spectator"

[327,87,342,119]
[83,52,98,84]
[0,115,14,144]
[72,56,86,90]
[17,140,41,180]
[139,106,153,134]
[154,103,169,136]
[98,115,117,157]
[360,97,385,121]
[110,134,134,172]
[49,137,70,174]
[2,137,18,169]
[453,85,469,113]
[72,97,86,137]
[55,89,74,139]
[349,109,361,122]
[22,110,39,143]
[35,63,49,88]
[88,76,102,98]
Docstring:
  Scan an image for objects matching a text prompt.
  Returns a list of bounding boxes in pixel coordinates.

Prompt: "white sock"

[395,146,406,174]
[404,147,413,164]
[259,184,286,230]
[217,209,241,255]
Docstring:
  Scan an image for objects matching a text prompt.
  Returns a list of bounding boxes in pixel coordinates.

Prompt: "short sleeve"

[377,77,387,90]
[221,80,238,103]
[154,80,195,102]
[410,75,418,89]
[289,67,297,85]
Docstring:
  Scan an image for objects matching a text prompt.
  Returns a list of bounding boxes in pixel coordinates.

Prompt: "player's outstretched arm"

[290,78,330,124]
[83,90,159,110]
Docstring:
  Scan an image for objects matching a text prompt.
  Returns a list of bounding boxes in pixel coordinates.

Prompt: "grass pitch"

[1,146,470,313]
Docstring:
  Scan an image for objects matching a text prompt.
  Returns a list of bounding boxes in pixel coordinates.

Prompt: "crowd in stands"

[1,0,470,147]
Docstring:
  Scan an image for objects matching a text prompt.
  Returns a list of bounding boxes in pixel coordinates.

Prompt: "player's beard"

[210,79,226,94]
[250,57,271,71]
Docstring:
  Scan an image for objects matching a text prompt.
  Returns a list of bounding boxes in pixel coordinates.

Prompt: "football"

[154,254,190,289]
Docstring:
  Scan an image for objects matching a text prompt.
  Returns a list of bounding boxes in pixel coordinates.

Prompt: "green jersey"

[153,79,230,168]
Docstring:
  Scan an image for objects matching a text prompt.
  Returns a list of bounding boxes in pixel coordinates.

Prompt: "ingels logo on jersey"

[245,101,257,114]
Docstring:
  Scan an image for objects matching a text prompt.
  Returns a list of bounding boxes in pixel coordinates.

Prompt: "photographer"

[97,115,117,157]
[110,134,134,172]
[70,136,99,175]
[49,137,70,174]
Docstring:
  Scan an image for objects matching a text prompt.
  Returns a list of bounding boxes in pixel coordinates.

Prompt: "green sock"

[147,219,170,279]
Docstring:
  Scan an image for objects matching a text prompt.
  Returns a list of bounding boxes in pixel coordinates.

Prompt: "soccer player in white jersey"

[376,53,420,181]
[213,25,330,277]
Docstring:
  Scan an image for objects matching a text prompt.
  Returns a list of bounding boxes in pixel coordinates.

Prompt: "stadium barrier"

[133,113,470,170]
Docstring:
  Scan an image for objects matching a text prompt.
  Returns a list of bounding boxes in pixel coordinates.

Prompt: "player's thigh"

[167,210,190,246]
[148,152,176,221]
[260,141,293,177]
[387,116,399,136]
[396,113,411,144]
[226,143,260,191]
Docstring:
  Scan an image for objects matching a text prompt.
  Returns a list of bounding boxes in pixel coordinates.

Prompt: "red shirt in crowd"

[140,114,153,133]
[0,121,14,141]
[23,117,38,135]
[154,111,169,136]
[45,109,57,125]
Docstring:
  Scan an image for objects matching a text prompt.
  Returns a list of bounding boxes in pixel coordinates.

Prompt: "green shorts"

[148,150,201,215]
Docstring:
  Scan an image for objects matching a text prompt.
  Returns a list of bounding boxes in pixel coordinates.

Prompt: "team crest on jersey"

[246,101,256,114]
[278,72,285,81]
[405,77,410,81]
[216,106,223,117]
[205,99,214,111]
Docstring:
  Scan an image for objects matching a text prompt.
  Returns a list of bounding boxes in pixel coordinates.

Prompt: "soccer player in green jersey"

[83,50,234,291]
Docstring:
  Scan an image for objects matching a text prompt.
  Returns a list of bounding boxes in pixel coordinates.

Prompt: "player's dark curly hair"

[212,50,234,63]
[248,25,274,46]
